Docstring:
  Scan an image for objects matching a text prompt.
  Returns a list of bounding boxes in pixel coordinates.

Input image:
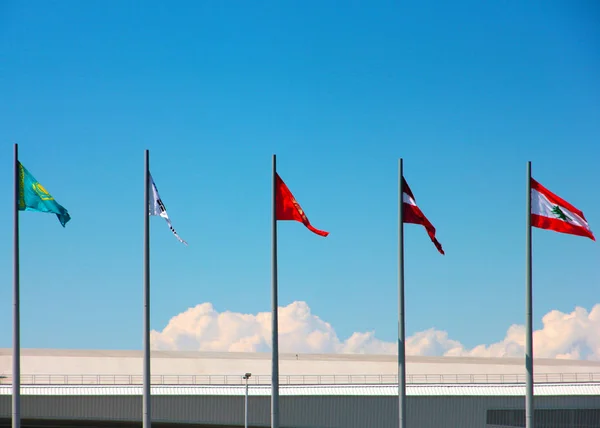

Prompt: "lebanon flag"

[403,178,444,254]
[531,178,595,241]
[275,173,329,237]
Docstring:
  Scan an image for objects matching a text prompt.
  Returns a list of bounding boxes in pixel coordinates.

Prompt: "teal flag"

[18,162,71,227]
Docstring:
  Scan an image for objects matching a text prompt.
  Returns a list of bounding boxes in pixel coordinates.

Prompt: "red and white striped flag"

[531,178,595,241]
[402,178,444,254]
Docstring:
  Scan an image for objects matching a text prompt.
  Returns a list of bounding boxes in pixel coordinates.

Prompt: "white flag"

[149,173,188,245]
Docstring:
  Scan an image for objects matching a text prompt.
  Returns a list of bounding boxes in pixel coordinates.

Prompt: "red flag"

[531,178,595,241]
[402,178,444,254]
[275,173,329,237]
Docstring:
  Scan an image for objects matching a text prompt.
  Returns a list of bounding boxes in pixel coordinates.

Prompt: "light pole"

[243,373,251,428]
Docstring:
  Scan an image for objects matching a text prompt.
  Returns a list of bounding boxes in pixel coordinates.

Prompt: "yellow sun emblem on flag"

[292,199,308,222]
[32,182,54,201]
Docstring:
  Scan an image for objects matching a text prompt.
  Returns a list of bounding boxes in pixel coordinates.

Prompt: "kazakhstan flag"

[18,162,71,227]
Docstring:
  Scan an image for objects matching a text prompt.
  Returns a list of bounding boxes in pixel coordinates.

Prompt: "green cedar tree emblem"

[551,205,572,222]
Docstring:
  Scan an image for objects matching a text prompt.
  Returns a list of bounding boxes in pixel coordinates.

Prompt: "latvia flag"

[531,178,595,241]
[402,178,444,254]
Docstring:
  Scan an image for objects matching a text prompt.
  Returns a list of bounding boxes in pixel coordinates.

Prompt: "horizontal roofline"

[1,383,599,397]
[2,372,599,385]
[1,348,600,367]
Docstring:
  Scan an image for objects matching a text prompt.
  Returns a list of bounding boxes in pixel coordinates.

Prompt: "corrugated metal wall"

[0,395,599,427]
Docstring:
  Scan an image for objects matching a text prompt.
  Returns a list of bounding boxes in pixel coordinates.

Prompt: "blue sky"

[0,1,598,353]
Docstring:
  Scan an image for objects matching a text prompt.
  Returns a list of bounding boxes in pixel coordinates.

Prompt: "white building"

[0,348,599,427]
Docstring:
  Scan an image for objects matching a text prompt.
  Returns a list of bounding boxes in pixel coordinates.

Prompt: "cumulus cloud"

[150,301,600,361]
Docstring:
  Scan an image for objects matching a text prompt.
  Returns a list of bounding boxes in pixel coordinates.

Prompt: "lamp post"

[243,373,251,428]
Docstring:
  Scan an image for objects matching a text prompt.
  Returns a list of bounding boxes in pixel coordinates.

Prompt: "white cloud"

[150,301,600,361]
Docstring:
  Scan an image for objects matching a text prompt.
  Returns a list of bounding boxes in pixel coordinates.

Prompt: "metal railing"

[0,372,599,386]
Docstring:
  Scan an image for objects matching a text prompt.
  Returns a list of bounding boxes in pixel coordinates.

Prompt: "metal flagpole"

[398,158,406,428]
[13,143,21,428]
[143,149,151,428]
[525,161,534,428]
[271,154,280,428]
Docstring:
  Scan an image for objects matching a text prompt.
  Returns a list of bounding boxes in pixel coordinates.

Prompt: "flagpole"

[398,158,406,428]
[271,154,280,428]
[525,161,534,428]
[13,143,21,428]
[143,149,151,428]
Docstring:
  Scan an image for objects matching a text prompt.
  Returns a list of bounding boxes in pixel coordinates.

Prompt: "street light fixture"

[243,373,251,428]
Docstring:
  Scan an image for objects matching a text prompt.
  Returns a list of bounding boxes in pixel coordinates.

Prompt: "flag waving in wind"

[275,172,328,237]
[402,178,444,254]
[18,162,71,227]
[149,173,187,245]
[531,178,595,241]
